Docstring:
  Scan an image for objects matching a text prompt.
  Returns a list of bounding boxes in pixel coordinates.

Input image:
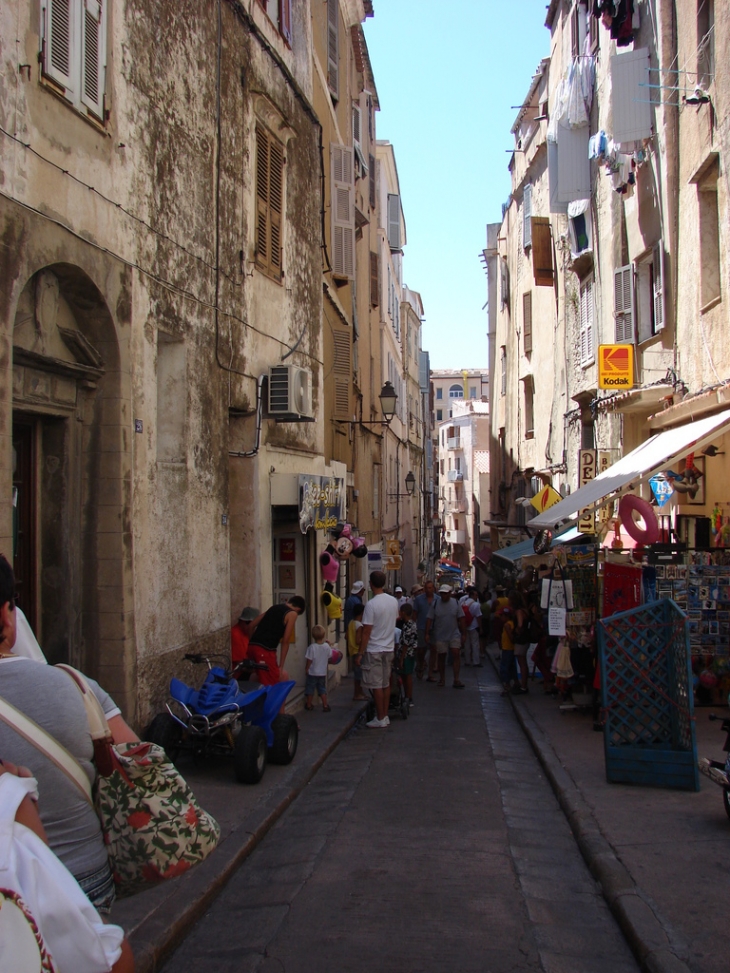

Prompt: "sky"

[363,1,551,371]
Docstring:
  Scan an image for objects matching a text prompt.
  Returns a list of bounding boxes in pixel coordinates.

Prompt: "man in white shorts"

[356,571,398,728]
[459,586,483,667]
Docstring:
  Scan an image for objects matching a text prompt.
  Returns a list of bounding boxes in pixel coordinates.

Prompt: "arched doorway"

[11,264,133,689]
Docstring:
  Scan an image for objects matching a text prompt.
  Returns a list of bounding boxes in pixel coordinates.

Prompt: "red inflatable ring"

[618,494,661,545]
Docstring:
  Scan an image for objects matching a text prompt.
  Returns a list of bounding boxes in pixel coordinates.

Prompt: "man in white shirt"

[459,586,483,667]
[356,571,399,728]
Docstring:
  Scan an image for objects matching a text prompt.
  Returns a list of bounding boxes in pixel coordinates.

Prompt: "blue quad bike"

[146,653,298,785]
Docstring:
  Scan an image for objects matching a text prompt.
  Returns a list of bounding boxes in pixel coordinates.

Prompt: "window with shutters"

[500,259,510,311]
[387,195,402,251]
[327,0,339,101]
[635,245,665,343]
[500,346,507,396]
[695,157,721,311]
[523,291,533,355]
[697,0,715,89]
[523,376,534,440]
[331,144,354,279]
[579,276,595,366]
[332,327,351,418]
[368,155,376,210]
[369,251,380,307]
[255,125,285,281]
[614,265,634,343]
[531,218,554,286]
[256,0,292,44]
[40,0,107,122]
[522,184,533,250]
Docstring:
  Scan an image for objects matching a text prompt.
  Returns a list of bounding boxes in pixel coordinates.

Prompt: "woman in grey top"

[0,556,137,912]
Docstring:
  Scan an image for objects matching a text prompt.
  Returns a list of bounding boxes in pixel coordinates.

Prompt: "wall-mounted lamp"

[389,470,417,499]
[703,445,725,457]
[334,381,398,428]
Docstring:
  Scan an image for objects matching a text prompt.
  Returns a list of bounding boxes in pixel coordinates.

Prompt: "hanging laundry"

[592,0,636,47]
[567,200,592,258]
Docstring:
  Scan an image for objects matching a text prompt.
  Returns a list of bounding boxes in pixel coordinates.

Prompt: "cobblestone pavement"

[161,663,639,973]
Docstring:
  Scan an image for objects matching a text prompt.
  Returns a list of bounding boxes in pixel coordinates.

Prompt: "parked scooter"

[698,712,730,819]
[146,653,298,785]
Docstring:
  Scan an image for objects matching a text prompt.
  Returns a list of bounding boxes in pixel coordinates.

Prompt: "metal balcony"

[447,499,467,514]
[446,470,463,482]
[447,436,461,450]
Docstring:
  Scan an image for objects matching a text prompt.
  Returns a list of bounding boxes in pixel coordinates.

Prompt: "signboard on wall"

[298,475,345,534]
[598,344,634,389]
[578,449,597,533]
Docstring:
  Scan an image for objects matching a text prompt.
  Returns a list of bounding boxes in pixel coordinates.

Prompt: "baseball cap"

[395,586,403,593]
[438,584,452,594]
[351,581,365,593]
[238,606,259,622]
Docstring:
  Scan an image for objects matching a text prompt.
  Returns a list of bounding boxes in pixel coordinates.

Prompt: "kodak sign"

[598,344,634,389]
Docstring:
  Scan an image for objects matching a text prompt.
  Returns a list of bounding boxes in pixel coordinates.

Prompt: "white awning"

[529,409,730,530]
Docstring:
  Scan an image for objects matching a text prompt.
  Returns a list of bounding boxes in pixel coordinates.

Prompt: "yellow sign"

[383,555,402,571]
[530,485,562,513]
[598,344,634,389]
[386,539,400,557]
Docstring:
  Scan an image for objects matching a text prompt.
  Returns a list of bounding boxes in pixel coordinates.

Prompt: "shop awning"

[491,526,585,565]
[529,409,730,531]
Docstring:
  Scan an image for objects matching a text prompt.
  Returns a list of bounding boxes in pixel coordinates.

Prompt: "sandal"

[322,705,331,712]
[453,681,465,689]
[304,703,313,711]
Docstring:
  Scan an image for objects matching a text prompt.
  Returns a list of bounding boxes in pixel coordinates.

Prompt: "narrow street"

[161,664,639,973]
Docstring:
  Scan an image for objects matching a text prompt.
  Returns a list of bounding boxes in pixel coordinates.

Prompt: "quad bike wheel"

[145,713,183,762]
[234,725,267,784]
[269,715,299,765]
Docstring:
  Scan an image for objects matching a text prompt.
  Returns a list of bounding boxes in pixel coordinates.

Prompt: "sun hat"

[351,581,365,593]
[238,606,259,622]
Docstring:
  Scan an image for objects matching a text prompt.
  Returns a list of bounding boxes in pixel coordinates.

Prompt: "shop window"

[256,125,285,281]
[257,0,292,44]
[40,0,107,122]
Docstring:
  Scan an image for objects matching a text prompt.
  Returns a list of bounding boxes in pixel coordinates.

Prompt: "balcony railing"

[446,470,463,482]
[447,436,461,450]
[447,499,466,513]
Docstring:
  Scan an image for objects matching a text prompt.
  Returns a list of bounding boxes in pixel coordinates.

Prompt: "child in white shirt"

[304,625,332,712]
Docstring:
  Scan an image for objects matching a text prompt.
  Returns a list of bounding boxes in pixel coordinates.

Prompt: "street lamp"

[388,470,418,500]
[378,381,398,423]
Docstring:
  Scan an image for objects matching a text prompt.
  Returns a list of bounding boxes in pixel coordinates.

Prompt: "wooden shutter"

[44,0,74,92]
[279,0,292,45]
[522,184,532,250]
[523,291,533,355]
[370,250,380,307]
[614,265,634,342]
[327,0,339,100]
[333,327,351,417]
[256,126,284,280]
[81,0,104,118]
[653,242,665,331]
[353,105,361,147]
[331,144,354,278]
[368,154,376,210]
[387,194,401,250]
[531,218,554,286]
[579,278,594,364]
[611,48,652,143]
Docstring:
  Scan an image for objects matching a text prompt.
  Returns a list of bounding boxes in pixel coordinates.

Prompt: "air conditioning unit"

[268,365,314,421]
